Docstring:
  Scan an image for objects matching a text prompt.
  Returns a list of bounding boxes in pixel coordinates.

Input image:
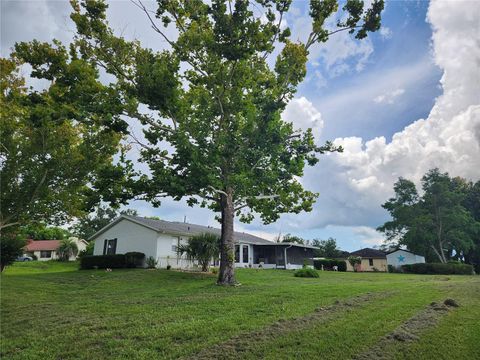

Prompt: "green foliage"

[80,254,126,269]
[401,263,474,275]
[347,256,361,271]
[125,252,146,268]
[378,169,480,264]
[282,233,305,245]
[294,268,319,278]
[68,0,384,285]
[177,233,220,272]
[0,232,27,271]
[146,256,158,269]
[0,43,126,234]
[57,238,79,261]
[314,259,347,271]
[312,237,341,258]
[19,223,70,240]
[77,241,94,259]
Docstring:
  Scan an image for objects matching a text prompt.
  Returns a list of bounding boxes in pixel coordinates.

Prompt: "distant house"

[386,249,425,269]
[90,215,317,269]
[25,238,88,261]
[346,248,388,272]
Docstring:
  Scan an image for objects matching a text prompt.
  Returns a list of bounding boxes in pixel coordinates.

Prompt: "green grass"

[1,262,479,359]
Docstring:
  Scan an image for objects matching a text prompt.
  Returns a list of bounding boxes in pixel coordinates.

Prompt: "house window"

[40,251,52,258]
[172,237,180,253]
[235,245,240,263]
[242,245,249,263]
[103,238,117,255]
[369,258,374,266]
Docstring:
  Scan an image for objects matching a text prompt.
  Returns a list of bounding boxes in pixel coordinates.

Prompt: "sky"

[1,0,479,251]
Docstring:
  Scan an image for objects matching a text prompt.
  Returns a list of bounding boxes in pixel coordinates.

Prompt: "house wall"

[31,250,58,261]
[346,258,387,272]
[387,250,425,269]
[93,219,159,258]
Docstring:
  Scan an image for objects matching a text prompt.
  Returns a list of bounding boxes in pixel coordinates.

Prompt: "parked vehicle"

[16,255,33,262]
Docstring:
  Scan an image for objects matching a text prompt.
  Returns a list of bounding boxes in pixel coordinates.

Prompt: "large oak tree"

[70,0,384,285]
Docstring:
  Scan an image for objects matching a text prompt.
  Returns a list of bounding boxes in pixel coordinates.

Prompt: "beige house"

[24,238,87,261]
[345,248,388,272]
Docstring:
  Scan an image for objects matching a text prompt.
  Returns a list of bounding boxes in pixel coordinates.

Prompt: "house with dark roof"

[345,248,388,272]
[90,215,317,270]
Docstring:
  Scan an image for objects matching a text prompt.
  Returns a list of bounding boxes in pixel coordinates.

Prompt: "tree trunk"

[217,188,237,285]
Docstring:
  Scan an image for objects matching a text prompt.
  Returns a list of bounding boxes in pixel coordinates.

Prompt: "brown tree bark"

[217,188,237,285]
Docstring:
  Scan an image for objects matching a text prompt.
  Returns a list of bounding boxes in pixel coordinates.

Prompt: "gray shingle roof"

[124,215,275,245]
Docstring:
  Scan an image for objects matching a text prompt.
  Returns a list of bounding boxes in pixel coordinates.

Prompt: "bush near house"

[313,259,347,271]
[294,268,320,278]
[402,263,474,275]
[80,255,126,269]
[125,252,146,268]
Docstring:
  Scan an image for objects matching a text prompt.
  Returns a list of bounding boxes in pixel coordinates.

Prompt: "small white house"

[90,215,316,269]
[386,249,425,269]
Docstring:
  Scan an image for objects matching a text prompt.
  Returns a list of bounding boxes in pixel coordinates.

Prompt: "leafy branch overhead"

[68,0,383,226]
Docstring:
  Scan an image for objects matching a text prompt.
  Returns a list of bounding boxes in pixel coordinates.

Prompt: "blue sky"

[2,1,479,250]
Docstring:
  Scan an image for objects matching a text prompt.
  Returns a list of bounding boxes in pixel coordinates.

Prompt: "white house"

[386,249,425,269]
[90,215,317,269]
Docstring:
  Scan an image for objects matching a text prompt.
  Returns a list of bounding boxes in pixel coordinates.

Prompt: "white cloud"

[323,0,480,222]
[352,226,385,246]
[373,88,405,104]
[282,97,324,145]
[379,27,392,40]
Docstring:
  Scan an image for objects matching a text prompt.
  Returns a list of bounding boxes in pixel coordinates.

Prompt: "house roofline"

[88,215,160,241]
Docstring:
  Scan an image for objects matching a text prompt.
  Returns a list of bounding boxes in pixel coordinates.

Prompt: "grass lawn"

[1,262,479,359]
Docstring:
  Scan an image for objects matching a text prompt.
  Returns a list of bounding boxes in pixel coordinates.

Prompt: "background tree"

[282,233,305,245]
[57,238,79,261]
[0,51,125,233]
[378,169,479,264]
[312,237,340,258]
[177,233,220,272]
[70,206,138,240]
[69,0,384,285]
[19,223,71,240]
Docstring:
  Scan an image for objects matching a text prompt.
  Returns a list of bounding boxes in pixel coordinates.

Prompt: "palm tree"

[177,233,220,272]
[57,238,79,261]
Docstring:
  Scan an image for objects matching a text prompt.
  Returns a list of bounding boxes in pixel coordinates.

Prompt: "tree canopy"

[312,237,341,258]
[377,169,480,265]
[65,0,384,285]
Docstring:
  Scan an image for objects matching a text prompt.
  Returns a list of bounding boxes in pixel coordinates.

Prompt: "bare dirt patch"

[354,299,460,360]
[185,291,392,360]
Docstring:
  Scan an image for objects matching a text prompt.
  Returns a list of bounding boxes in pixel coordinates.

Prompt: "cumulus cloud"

[282,97,324,145]
[373,88,405,104]
[379,27,392,40]
[324,0,480,222]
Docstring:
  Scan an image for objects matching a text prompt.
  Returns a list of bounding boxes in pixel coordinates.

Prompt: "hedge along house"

[346,248,388,272]
[386,249,425,269]
[90,215,316,269]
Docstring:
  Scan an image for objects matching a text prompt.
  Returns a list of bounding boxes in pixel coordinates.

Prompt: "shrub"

[1,233,27,272]
[125,252,146,268]
[78,241,94,259]
[347,256,361,272]
[176,233,220,272]
[294,268,319,278]
[387,264,402,273]
[80,254,126,269]
[313,259,347,272]
[401,263,474,275]
[57,238,79,261]
[146,256,158,269]
[166,264,171,270]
